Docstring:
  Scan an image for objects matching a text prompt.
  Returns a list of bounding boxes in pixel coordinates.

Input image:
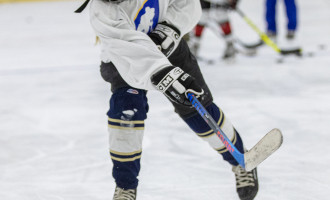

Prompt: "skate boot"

[113,186,137,200]
[282,30,301,54]
[232,165,259,200]
[222,41,236,60]
[286,30,295,40]
[266,31,277,42]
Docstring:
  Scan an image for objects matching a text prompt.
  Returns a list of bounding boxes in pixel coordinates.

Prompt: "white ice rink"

[1,0,330,199]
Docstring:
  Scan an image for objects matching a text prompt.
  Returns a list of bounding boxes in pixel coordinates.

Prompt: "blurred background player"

[187,0,239,60]
[265,0,300,49]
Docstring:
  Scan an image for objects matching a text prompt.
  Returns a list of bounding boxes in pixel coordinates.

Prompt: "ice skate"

[222,41,236,61]
[113,186,137,200]
[232,165,259,200]
[286,30,295,40]
[281,30,301,55]
[266,30,277,42]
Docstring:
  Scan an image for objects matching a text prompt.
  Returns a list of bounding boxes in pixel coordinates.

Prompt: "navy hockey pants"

[266,0,297,33]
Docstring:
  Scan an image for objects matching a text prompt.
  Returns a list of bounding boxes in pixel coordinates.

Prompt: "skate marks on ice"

[197,42,329,66]
[139,116,237,200]
[195,41,258,66]
[0,63,112,200]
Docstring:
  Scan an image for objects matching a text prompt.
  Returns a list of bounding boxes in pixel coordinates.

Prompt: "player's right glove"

[151,66,204,106]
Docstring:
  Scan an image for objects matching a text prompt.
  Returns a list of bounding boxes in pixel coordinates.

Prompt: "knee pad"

[107,87,148,162]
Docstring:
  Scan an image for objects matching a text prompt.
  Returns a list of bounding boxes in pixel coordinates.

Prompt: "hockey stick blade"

[244,128,283,171]
[280,48,302,56]
[236,39,264,49]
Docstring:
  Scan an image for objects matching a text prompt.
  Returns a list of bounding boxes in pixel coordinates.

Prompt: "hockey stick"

[74,0,90,13]
[206,20,259,56]
[209,3,302,55]
[235,38,264,49]
[235,9,302,56]
[187,93,283,171]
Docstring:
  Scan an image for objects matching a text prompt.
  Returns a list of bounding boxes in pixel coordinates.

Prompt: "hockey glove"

[151,66,204,106]
[149,22,181,57]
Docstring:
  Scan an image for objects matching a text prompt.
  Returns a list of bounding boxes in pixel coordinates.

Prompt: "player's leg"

[265,0,277,38]
[107,87,148,189]
[169,40,244,164]
[168,40,258,200]
[189,23,205,56]
[187,0,210,56]
[185,103,244,164]
[213,7,236,59]
[101,62,149,199]
[184,103,258,200]
[284,0,297,39]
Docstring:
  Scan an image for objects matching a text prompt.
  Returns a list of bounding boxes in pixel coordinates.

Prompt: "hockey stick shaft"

[187,93,246,168]
[235,9,281,53]
[207,20,262,51]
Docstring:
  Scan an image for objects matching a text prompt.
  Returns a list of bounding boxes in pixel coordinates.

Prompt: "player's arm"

[90,1,172,90]
[147,0,202,57]
[147,0,205,104]
[164,0,202,36]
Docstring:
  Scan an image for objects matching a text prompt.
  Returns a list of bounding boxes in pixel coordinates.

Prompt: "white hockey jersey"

[202,0,229,3]
[89,0,202,90]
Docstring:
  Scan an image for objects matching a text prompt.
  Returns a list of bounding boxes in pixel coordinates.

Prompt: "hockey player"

[188,0,239,60]
[80,0,258,199]
[265,0,298,40]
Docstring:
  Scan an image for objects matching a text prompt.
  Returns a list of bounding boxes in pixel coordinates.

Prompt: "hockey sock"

[107,87,148,189]
[184,103,244,166]
[194,24,205,37]
[220,21,232,36]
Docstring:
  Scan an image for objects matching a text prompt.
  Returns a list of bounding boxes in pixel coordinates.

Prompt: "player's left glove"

[151,66,204,106]
[148,22,181,57]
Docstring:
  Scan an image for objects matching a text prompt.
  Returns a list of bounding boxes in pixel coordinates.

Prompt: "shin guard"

[184,103,244,166]
[107,87,148,189]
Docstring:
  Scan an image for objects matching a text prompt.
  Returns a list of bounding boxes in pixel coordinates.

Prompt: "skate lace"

[113,187,136,200]
[232,165,255,188]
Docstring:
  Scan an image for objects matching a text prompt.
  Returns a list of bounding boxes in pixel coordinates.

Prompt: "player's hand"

[151,66,204,106]
[148,22,181,57]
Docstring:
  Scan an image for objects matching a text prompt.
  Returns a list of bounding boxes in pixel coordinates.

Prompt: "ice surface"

[1,0,330,199]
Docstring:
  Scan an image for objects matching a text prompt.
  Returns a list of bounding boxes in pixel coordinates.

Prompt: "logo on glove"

[157,75,174,92]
